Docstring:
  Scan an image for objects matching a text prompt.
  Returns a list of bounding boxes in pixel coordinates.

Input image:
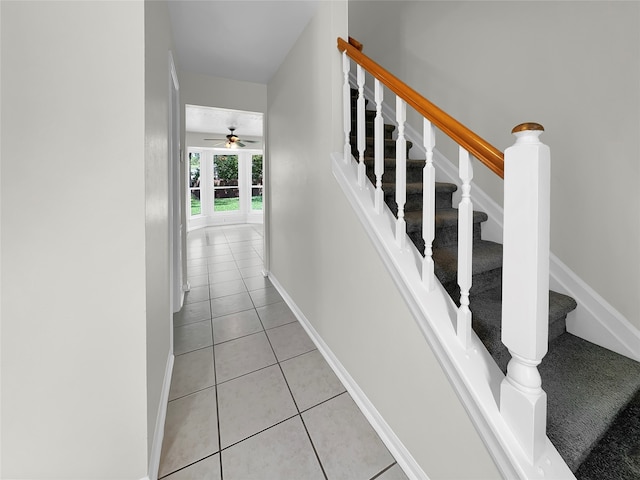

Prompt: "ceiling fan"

[204,127,258,149]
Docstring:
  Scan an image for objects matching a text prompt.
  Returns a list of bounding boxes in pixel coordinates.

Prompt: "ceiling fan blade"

[236,141,246,147]
[241,139,259,143]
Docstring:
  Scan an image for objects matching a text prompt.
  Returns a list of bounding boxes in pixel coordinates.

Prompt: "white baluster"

[422,119,436,290]
[500,123,550,464]
[342,52,351,164]
[395,97,407,247]
[374,80,384,214]
[457,147,473,348]
[357,65,366,187]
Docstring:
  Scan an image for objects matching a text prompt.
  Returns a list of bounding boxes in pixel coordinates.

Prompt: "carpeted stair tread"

[404,208,488,234]
[431,240,503,285]
[383,181,424,196]
[575,387,640,480]
[469,288,581,372]
[540,333,640,472]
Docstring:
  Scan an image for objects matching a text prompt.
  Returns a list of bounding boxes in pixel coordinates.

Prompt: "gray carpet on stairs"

[349,87,640,475]
[539,333,640,472]
[576,387,640,479]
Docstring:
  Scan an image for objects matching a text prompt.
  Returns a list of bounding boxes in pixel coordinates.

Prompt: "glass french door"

[213,154,240,212]
[188,148,263,226]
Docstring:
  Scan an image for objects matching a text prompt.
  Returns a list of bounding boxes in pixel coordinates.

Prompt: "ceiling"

[186,104,263,140]
[168,0,319,84]
[169,0,319,138]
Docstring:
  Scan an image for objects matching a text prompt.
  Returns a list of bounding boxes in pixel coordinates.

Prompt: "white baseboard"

[148,353,174,480]
[355,77,640,362]
[267,272,429,480]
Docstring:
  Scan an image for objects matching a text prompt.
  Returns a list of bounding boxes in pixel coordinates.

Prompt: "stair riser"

[408,224,483,249]
[365,164,424,184]
[350,121,395,139]
[444,267,503,298]
[434,223,483,248]
[351,138,413,158]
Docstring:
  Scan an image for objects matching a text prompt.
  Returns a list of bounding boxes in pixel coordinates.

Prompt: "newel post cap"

[511,122,545,145]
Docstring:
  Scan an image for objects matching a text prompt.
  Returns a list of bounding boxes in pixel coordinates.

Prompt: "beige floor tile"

[376,463,410,480]
[174,320,213,355]
[249,286,283,308]
[242,275,273,292]
[209,279,247,300]
[256,301,297,329]
[159,388,219,478]
[174,300,211,327]
[221,416,324,480]
[302,393,394,480]
[280,350,345,411]
[217,365,297,448]
[169,347,215,401]
[210,291,253,318]
[183,285,209,305]
[212,309,263,344]
[214,331,276,383]
[163,454,221,480]
[266,321,315,361]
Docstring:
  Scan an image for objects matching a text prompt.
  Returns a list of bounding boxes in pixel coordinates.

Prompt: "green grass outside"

[191,196,262,215]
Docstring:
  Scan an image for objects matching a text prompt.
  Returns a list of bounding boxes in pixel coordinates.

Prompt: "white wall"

[349,1,640,330]
[267,2,500,478]
[144,0,174,468]
[1,1,148,478]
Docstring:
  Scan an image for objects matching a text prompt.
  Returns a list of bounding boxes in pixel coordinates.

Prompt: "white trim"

[357,77,640,363]
[267,273,429,480]
[551,255,640,361]
[148,353,174,480]
[330,151,574,480]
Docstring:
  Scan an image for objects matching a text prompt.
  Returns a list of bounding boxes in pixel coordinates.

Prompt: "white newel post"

[374,79,384,213]
[500,123,550,464]
[395,98,407,247]
[457,147,473,348]
[342,52,351,164]
[357,65,366,187]
[422,119,436,290]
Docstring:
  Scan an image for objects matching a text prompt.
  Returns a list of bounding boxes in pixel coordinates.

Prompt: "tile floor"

[159,224,409,480]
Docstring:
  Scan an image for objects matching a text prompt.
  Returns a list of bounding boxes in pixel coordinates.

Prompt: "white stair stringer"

[331,152,575,480]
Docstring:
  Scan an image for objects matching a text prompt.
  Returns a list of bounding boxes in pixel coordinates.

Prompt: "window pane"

[190,152,201,188]
[214,187,240,212]
[251,187,263,211]
[190,189,201,215]
[252,155,263,186]
[214,155,238,187]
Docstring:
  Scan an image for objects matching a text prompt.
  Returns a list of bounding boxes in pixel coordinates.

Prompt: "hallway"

[159,224,408,479]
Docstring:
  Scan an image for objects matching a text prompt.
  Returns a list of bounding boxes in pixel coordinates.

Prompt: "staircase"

[350,90,640,479]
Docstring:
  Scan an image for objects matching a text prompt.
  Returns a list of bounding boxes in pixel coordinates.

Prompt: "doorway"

[185,105,264,230]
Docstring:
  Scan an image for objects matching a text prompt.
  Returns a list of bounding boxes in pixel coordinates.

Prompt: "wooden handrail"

[338,37,505,178]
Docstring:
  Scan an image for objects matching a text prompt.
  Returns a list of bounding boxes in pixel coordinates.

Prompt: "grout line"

[173,343,214,358]
[167,383,216,404]
[212,327,267,348]
[158,452,218,479]
[210,311,224,480]
[369,462,399,480]
[218,412,300,453]
[298,390,348,415]
[214,349,277,387]
[259,307,330,480]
